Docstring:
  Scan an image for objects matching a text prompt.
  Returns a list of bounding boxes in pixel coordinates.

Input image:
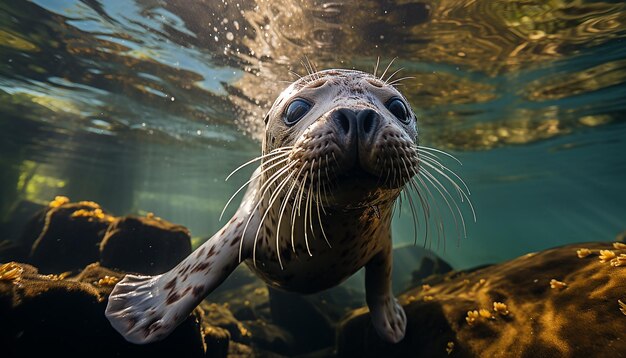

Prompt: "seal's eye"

[284,99,311,126]
[387,98,410,124]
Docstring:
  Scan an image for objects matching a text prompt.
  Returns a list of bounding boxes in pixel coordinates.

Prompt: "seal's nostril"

[338,115,350,134]
[332,108,355,135]
[357,109,378,135]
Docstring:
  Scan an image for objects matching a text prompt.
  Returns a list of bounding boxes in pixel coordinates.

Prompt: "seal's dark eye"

[387,98,410,124]
[284,99,311,126]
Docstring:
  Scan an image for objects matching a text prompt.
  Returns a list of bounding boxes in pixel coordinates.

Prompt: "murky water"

[1,0,625,269]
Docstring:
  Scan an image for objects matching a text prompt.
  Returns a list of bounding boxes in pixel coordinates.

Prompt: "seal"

[105,68,473,344]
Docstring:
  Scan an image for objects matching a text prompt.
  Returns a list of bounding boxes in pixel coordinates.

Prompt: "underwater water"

[1,1,626,357]
[2,0,625,271]
[2,2,626,271]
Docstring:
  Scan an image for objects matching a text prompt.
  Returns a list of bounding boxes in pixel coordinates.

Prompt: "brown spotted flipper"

[105,176,260,344]
[105,220,247,343]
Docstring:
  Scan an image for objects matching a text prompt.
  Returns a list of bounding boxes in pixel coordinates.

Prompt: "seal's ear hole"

[264,114,270,124]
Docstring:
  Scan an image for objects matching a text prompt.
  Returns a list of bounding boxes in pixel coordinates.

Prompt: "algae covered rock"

[337,242,626,357]
[99,214,192,275]
[0,262,208,357]
[29,199,114,273]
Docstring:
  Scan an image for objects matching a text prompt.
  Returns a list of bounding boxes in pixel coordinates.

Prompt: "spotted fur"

[106,69,425,344]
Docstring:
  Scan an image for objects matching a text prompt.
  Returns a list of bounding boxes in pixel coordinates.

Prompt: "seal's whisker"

[302,173,313,257]
[419,157,467,198]
[277,169,301,267]
[316,175,331,248]
[420,168,465,240]
[414,175,445,250]
[301,58,312,77]
[391,160,398,187]
[255,169,296,269]
[317,166,327,215]
[308,182,317,241]
[418,159,476,222]
[306,56,318,78]
[388,76,416,86]
[384,67,404,85]
[220,156,291,220]
[392,194,399,218]
[408,178,431,246]
[296,170,308,217]
[383,158,392,186]
[307,161,317,242]
[288,69,303,80]
[415,145,462,165]
[419,155,472,197]
[291,169,309,251]
[403,183,420,246]
[290,165,307,252]
[226,147,293,181]
[323,157,336,203]
[418,173,450,251]
[400,157,420,245]
[379,57,398,83]
[373,56,381,78]
[241,160,298,264]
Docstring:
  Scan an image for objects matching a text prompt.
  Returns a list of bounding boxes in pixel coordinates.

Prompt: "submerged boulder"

[337,242,626,357]
[99,214,192,275]
[0,262,207,357]
[29,199,114,273]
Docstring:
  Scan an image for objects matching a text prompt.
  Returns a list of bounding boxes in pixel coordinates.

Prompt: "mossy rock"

[99,215,191,275]
[0,262,208,357]
[337,242,626,357]
[29,201,113,273]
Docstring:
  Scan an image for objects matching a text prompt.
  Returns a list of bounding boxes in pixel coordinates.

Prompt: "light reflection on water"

[0,0,625,268]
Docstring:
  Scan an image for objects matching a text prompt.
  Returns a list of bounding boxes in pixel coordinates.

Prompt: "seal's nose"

[356,109,379,144]
[332,108,380,144]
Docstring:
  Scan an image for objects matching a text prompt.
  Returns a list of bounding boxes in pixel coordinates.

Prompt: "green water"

[1,0,625,269]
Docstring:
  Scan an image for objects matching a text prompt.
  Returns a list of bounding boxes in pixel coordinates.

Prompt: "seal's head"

[262,69,418,208]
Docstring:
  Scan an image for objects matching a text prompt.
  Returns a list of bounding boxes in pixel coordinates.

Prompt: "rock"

[197,300,297,356]
[198,301,251,343]
[268,287,336,354]
[0,199,45,246]
[0,240,29,263]
[99,215,191,275]
[209,268,272,323]
[410,255,453,285]
[202,325,230,358]
[227,341,254,358]
[0,262,206,357]
[390,245,453,293]
[243,319,295,355]
[29,200,113,273]
[337,242,626,357]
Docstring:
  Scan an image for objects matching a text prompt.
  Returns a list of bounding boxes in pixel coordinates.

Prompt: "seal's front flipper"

[106,273,173,343]
[367,295,407,343]
[105,217,249,344]
[106,169,261,344]
[365,248,407,343]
